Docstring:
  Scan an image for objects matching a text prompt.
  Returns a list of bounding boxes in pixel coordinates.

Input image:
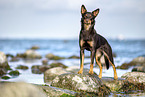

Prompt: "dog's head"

[81,5,99,30]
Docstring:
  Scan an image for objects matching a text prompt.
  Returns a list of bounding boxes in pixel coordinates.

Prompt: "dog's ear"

[81,5,87,14]
[92,8,100,17]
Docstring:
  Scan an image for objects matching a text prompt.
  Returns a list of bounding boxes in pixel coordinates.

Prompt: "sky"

[0,0,145,40]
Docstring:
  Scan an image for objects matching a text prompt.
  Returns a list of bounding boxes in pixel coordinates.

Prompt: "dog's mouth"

[84,23,91,25]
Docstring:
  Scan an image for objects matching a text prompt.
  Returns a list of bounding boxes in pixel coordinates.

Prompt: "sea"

[0,39,145,85]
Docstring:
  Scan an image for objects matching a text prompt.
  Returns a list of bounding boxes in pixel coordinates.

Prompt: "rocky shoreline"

[0,47,145,96]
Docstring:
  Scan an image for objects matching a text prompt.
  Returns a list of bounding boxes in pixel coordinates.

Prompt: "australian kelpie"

[78,5,118,80]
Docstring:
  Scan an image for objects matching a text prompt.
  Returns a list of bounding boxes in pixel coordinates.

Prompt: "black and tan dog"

[78,5,118,80]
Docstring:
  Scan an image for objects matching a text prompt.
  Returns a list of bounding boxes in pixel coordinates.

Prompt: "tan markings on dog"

[87,41,94,47]
[80,39,85,47]
[78,53,84,74]
[84,24,91,30]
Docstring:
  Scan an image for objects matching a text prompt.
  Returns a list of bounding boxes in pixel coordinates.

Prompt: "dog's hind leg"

[102,51,118,80]
[78,49,84,74]
[95,50,103,78]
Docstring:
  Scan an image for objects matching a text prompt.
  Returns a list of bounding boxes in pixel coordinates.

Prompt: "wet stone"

[16,65,29,70]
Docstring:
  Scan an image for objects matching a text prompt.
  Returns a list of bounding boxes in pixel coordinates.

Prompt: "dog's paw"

[89,70,94,75]
[78,70,83,74]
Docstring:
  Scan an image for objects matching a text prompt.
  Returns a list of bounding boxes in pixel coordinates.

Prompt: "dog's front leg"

[78,49,84,74]
[89,50,95,75]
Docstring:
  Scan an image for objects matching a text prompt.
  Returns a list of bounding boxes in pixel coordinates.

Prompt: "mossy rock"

[49,62,68,69]
[16,65,29,70]
[116,63,130,69]
[1,75,10,80]
[6,54,14,58]
[102,77,127,92]
[9,70,20,76]
[44,67,68,84]
[117,57,145,70]
[31,65,43,74]
[51,73,110,96]
[30,45,40,50]
[119,81,145,93]
[68,55,79,59]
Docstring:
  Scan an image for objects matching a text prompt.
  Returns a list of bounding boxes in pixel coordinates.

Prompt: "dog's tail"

[103,43,114,70]
[104,56,109,69]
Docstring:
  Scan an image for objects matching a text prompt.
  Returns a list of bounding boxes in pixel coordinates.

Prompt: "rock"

[51,73,110,96]
[1,75,10,80]
[30,45,40,50]
[0,52,11,70]
[9,70,20,76]
[102,77,127,92]
[132,64,145,72]
[16,53,26,58]
[68,55,80,59]
[0,68,6,76]
[23,49,42,59]
[42,59,48,65]
[49,62,68,69]
[131,56,145,64]
[117,57,145,69]
[0,82,47,97]
[116,63,130,69]
[16,65,29,70]
[6,54,14,58]
[31,65,43,74]
[45,53,65,60]
[41,85,73,97]
[121,72,145,83]
[120,72,145,92]
[31,62,67,74]
[44,67,68,84]
[39,65,51,72]
[10,57,19,62]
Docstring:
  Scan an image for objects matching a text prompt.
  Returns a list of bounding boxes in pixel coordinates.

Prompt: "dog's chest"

[80,39,93,51]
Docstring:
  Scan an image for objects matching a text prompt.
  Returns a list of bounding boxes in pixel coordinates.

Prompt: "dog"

[78,5,118,80]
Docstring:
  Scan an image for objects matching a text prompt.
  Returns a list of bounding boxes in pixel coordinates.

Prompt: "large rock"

[44,67,68,84]
[131,57,145,64]
[117,56,145,69]
[119,72,145,92]
[51,73,110,96]
[23,50,42,59]
[0,52,10,69]
[132,64,145,72]
[0,82,47,97]
[121,72,145,83]
[0,52,11,76]
[102,77,127,92]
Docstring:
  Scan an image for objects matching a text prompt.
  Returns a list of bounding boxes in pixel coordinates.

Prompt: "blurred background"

[0,0,145,39]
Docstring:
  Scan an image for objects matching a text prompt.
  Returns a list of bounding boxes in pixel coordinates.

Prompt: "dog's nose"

[84,19,91,24]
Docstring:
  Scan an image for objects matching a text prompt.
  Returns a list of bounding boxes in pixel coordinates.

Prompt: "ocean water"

[0,39,145,84]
